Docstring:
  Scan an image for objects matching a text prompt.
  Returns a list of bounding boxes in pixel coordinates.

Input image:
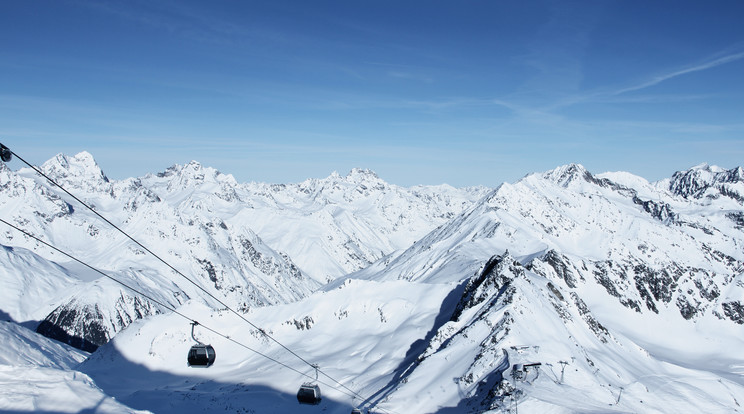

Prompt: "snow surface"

[78,282,455,413]
[0,244,81,324]
[0,321,147,413]
[1,155,744,413]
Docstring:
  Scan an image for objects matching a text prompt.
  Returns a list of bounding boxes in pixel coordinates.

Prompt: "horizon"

[4,147,735,188]
[1,1,743,187]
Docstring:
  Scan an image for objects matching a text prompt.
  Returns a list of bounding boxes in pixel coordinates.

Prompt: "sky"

[1,0,743,187]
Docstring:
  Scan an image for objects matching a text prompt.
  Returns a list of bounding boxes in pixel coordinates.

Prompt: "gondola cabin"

[297,383,322,405]
[187,344,216,367]
[351,409,364,414]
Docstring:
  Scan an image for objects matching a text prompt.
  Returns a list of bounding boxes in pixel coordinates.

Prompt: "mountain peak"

[185,160,203,169]
[541,163,591,187]
[346,167,379,179]
[344,168,384,185]
[306,168,387,191]
[157,160,236,186]
[40,152,109,184]
[669,163,744,199]
[689,162,725,174]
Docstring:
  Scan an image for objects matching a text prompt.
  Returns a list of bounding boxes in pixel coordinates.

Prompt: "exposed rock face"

[722,301,744,324]
[633,196,678,223]
[668,164,744,201]
[450,253,518,322]
[37,291,161,352]
[527,250,735,322]
[413,252,519,412]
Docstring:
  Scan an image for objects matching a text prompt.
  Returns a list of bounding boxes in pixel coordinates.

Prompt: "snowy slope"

[0,244,81,324]
[346,163,744,412]
[383,252,744,413]
[0,321,146,413]
[172,166,488,282]
[74,250,744,413]
[2,158,743,413]
[0,153,483,351]
[354,164,742,309]
[77,281,457,414]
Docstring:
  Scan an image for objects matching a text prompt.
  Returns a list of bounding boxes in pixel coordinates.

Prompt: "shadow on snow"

[361,281,468,412]
[78,345,356,414]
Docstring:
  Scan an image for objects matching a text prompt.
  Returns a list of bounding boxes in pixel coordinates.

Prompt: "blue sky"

[1,0,743,187]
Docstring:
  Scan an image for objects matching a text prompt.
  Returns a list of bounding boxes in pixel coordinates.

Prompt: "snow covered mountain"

[666,162,744,201]
[0,152,484,351]
[0,244,81,325]
[354,163,743,318]
[1,155,743,413]
[348,162,744,412]
[244,169,488,280]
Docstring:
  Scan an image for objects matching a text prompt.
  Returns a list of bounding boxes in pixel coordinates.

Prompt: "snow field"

[2,156,744,413]
[78,280,454,413]
[0,321,146,413]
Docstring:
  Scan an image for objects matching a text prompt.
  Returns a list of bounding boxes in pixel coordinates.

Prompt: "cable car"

[297,364,322,405]
[351,409,364,414]
[187,321,216,367]
[188,344,216,367]
[297,383,322,405]
[0,144,11,162]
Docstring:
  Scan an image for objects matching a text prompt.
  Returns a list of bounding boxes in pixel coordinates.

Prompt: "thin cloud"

[387,71,434,83]
[614,50,744,95]
[590,93,719,104]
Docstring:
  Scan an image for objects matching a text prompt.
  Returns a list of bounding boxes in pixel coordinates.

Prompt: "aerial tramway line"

[0,142,378,414]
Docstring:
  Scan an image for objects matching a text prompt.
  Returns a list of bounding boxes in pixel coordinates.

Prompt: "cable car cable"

[0,144,363,398]
[0,144,397,411]
[0,216,361,401]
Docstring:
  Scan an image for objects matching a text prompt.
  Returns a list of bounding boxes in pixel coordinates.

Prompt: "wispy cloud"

[78,0,286,47]
[590,93,719,104]
[613,50,744,95]
[387,71,434,83]
[517,47,744,113]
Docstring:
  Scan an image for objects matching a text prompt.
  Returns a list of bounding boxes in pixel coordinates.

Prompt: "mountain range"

[0,152,742,413]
